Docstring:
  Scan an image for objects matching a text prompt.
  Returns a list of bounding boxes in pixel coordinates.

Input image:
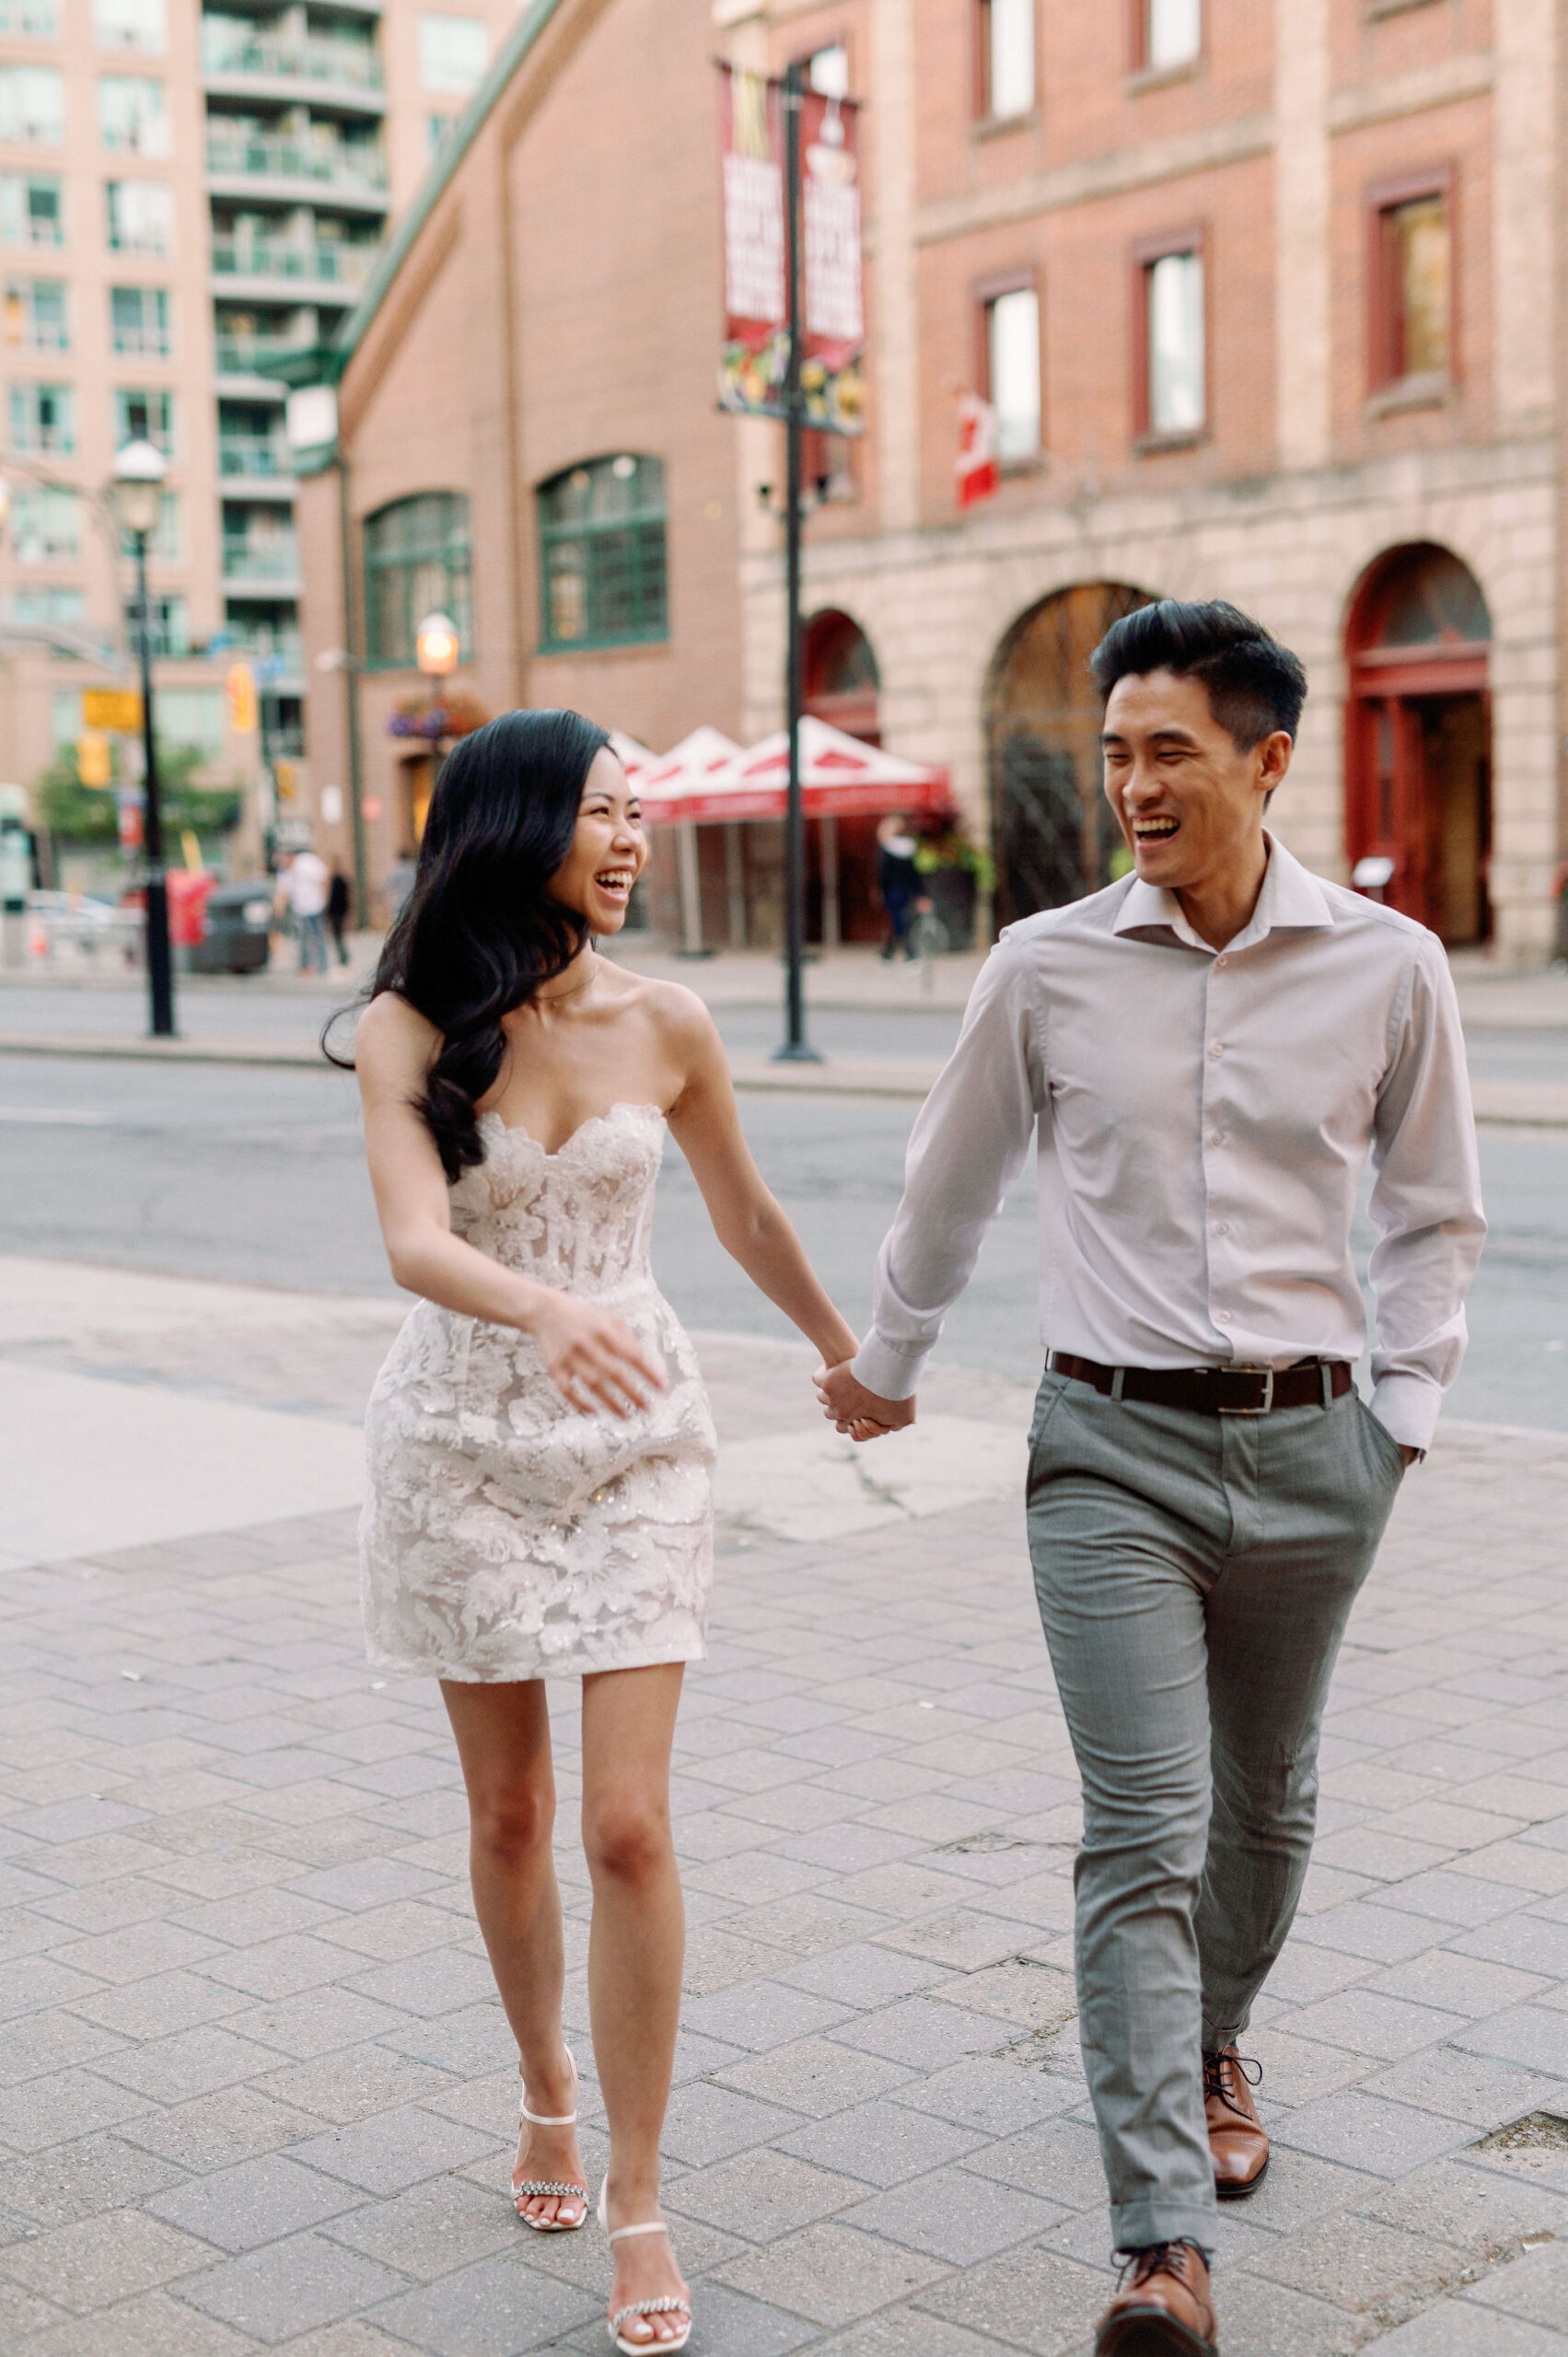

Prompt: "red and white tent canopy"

[638,716,948,826]
[606,728,657,780]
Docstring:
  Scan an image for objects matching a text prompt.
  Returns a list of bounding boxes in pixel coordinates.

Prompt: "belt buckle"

[1218,1366,1274,1416]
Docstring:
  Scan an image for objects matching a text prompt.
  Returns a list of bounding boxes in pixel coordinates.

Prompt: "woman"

[352,709,867,2351]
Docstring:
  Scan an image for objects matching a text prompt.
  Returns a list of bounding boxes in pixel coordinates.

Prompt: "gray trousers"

[1025,1368,1406,2252]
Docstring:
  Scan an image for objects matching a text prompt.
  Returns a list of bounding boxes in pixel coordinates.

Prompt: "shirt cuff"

[1369,1370,1441,1454]
[850,1334,928,1404]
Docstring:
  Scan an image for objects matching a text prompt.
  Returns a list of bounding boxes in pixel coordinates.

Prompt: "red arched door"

[1345,544,1492,943]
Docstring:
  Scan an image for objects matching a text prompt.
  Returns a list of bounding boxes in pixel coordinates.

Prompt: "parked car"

[189,880,273,973]
[27,889,141,957]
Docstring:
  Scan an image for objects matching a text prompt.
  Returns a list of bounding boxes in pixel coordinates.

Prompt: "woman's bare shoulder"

[354,991,440,1083]
[634,974,722,1051]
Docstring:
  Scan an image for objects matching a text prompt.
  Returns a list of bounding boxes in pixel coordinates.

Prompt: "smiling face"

[547,748,646,933]
[1100,668,1293,900]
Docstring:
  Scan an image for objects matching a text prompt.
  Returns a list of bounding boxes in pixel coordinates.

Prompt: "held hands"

[528,1293,666,1420]
[815,1358,915,1444]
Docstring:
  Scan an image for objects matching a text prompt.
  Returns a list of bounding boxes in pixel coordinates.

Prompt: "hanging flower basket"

[389,692,490,742]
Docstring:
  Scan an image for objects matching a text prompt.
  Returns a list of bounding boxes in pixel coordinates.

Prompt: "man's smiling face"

[1100,667,1291,898]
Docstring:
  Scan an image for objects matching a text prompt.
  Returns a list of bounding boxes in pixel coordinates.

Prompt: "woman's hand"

[526,1293,666,1419]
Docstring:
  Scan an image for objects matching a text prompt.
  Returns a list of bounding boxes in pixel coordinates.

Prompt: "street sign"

[82,689,142,733]
[226,662,258,735]
[76,733,112,786]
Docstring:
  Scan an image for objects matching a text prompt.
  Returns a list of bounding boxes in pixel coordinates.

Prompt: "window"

[807,44,849,99]
[8,585,84,625]
[119,489,178,559]
[417,14,487,96]
[978,0,1034,120]
[1371,176,1452,389]
[124,592,188,658]
[0,0,61,34]
[364,493,472,667]
[113,385,173,450]
[98,75,168,156]
[4,274,66,347]
[537,457,665,652]
[1139,0,1201,71]
[110,283,168,354]
[0,172,62,244]
[1139,243,1205,437]
[106,179,171,253]
[8,482,78,560]
[152,687,224,752]
[0,66,64,144]
[983,285,1040,462]
[92,0,165,51]
[9,379,71,450]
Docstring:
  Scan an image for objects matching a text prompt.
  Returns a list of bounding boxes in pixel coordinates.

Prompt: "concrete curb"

[1,1029,1565,1124]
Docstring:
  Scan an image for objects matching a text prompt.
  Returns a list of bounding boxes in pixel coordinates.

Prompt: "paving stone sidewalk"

[6,1329,1568,2354]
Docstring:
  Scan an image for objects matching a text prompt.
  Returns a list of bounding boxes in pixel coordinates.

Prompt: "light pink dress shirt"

[851,835,1485,1452]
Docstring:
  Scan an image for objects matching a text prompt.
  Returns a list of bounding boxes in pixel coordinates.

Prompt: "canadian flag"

[956,392,1000,508]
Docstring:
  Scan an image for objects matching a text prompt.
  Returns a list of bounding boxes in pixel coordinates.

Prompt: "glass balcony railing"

[214,331,314,375]
[222,626,303,669]
[223,540,301,582]
[219,435,291,477]
[201,31,383,91]
[205,132,388,193]
[212,236,374,287]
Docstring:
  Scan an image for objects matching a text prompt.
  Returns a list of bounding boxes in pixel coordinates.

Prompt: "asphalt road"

[1,1052,1565,1429]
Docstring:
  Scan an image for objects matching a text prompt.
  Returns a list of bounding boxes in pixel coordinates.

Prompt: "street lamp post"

[415,610,460,806]
[111,437,173,1037]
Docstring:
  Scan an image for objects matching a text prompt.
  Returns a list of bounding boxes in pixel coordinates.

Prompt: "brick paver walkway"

[6,1323,1568,2354]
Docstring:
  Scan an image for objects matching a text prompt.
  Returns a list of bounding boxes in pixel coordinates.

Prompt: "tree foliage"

[33,744,242,843]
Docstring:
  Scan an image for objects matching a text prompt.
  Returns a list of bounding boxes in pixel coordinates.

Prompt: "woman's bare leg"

[581,1664,689,2346]
[440,1678,586,2229]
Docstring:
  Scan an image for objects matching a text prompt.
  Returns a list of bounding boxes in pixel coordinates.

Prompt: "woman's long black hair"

[330,706,611,1181]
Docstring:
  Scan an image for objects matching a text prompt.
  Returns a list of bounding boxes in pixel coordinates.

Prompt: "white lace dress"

[360,1101,717,1682]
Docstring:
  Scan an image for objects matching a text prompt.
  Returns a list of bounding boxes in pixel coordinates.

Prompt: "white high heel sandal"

[513,2045,589,2232]
[598,2181,692,2354]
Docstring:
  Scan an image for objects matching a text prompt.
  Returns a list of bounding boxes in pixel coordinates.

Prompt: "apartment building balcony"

[223,540,302,594]
[202,31,386,121]
[218,432,295,491]
[211,235,375,305]
[214,330,317,388]
[220,621,303,683]
[205,131,388,215]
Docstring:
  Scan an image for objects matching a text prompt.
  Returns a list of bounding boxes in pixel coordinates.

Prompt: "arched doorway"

[1345,544,1492,943]
[804,608,883,944]
[986,582,1156,932]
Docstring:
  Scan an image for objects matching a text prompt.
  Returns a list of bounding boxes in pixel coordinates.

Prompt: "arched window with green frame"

[363,491,472,669]
[538,454,667,652]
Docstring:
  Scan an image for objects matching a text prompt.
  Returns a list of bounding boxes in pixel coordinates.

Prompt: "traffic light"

[226,662,258,735]
[76,732,112,786]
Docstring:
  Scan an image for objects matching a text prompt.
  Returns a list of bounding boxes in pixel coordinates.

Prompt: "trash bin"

[189,880,273,974]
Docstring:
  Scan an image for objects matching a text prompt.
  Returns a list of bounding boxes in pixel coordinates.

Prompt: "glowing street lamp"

[415,610,459,677]
[110,436,174,1037]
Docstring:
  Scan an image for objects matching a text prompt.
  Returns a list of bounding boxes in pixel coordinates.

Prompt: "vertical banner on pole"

[716,64,788,420]
[797,83,865,437]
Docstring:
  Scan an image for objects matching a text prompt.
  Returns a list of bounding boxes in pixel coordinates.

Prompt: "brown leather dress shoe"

[1203,2044,1269,2200]
[1096,2241,1217,2356]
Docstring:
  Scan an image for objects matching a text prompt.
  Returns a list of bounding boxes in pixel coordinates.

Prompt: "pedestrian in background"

[821,600,1484,2357]
[327,862,352,967]
[876,811,919,960]
[350,710,868,2352]
[276,844,331,975]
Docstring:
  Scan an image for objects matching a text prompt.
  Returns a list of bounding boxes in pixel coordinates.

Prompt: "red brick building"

[297,0,1562,959]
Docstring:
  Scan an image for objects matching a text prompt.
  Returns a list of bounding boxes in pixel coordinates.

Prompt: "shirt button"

[1216,1310,1233,1324]
[1215,956,1228,969]
[1214,1221,1229,1236]
[1210,1132,1226,1146]
[1210,1044,1225,1060]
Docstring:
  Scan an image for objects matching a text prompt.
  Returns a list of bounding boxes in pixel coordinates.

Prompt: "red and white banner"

[956,393,1000,508]
[715,63,864,434]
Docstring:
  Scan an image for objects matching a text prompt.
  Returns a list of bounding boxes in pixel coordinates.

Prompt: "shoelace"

[1202,2046,1262,2119]
[1117,2239,1204,2291]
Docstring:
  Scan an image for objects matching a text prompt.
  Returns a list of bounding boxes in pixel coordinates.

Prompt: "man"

[820,601,1483,2357]
[276,843,330,975]
[876,812,920,960]
[327,861,352,967]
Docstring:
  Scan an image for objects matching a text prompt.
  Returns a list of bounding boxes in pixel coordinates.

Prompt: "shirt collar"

[1111,831,1335,956]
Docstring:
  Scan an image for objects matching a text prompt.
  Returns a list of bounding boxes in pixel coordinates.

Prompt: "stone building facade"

[298,0,1562,958]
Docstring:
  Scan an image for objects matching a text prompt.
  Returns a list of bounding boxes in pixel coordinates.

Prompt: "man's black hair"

[1089,598,1307,750]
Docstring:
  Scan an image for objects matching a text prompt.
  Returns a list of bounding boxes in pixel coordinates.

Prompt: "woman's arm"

[662,994,860,1370]
[355,994,662,1416]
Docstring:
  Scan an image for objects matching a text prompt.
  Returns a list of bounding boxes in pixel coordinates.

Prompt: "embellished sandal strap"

[610,2298,691,2332]
[516,2179,588,2200]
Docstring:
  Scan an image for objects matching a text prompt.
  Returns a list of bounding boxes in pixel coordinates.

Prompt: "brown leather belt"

[1046,1352,1353,1416]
